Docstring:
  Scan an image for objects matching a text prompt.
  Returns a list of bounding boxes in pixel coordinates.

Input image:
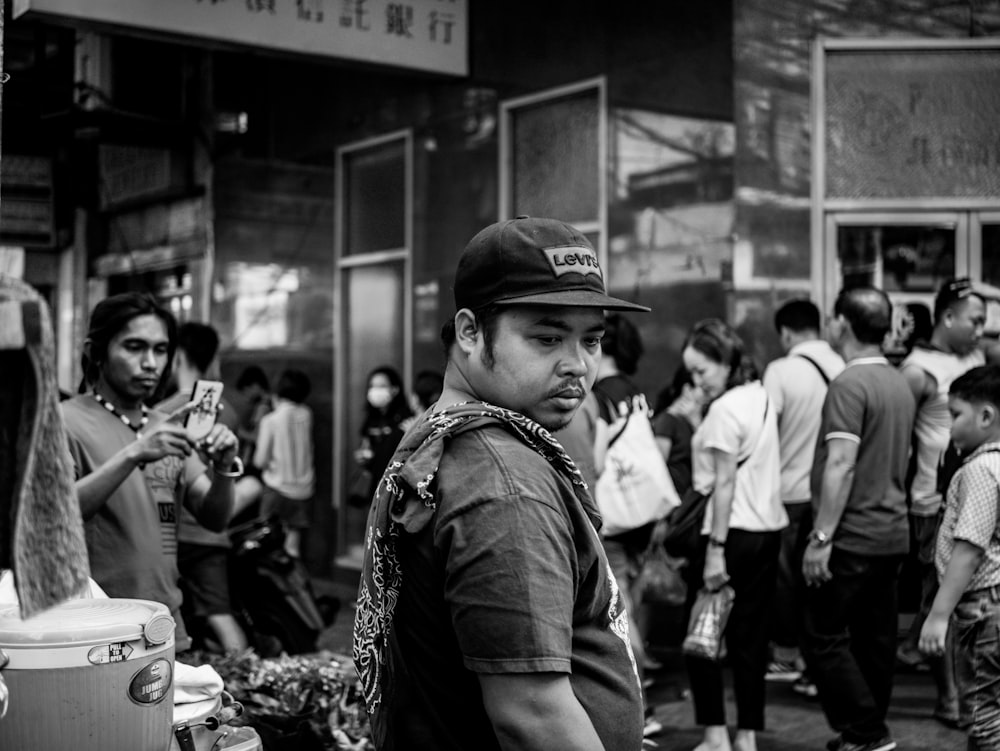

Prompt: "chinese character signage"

[13,0,467,76]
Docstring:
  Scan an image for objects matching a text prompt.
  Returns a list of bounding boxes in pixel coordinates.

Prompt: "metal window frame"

[811,37,1000,314]
[333,129,413,561]
[499,76,607,267]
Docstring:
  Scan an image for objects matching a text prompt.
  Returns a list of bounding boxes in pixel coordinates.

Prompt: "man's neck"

[785,332,821,353]
[928,327,959,355]
[842,341,883,363]
[93,379,142,412]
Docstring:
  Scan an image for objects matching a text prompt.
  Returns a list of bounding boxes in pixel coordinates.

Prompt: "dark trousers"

[686,528,781,730]
[772,501,811,650]
[802,548,903,744]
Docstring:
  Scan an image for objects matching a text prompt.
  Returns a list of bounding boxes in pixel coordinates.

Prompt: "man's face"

[944,295,985,355]
[464,305,604,431]
[97,314,170,405]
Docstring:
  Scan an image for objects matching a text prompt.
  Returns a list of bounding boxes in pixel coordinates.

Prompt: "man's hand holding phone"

[186,380,240,475]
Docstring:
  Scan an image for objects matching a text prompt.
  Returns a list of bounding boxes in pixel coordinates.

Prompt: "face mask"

[367,386,393,410]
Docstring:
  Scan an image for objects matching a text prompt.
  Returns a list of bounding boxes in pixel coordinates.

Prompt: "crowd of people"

[351,215,1000,751]
[4,212,999,751]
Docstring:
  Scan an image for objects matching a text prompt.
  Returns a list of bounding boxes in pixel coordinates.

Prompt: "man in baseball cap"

[355,217,646,750]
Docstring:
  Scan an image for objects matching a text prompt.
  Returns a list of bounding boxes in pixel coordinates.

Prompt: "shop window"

[836,224,956,294]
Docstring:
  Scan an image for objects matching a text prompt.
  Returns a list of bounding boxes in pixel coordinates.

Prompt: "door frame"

[333,128,413,565]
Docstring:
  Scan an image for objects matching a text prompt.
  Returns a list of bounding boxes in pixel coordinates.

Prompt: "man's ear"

[454,309,480,355]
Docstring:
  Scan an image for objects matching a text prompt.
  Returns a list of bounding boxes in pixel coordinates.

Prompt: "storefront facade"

[6,0,999,575]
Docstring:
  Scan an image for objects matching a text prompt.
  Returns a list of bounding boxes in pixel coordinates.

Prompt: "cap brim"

[493,289,650,312]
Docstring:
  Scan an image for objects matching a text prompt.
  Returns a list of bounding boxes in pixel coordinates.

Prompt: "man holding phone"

[62,293,241,652]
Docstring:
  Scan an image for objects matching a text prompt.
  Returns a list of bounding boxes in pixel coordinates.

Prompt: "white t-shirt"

[693,381,787,533]
[763,340,845,503]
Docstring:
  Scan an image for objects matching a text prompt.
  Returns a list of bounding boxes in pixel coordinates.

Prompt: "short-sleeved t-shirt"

[382,423,643,750]
[651,411,694,497]
[810,357,915,556]
[936,442,1000,590]
[692,381,786,533]
[62,395,205,643]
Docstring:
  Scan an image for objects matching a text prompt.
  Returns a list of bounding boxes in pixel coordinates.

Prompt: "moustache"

[548,381,585,399]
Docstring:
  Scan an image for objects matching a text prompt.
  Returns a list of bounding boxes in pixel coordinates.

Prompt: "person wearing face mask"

[355,366,413,501]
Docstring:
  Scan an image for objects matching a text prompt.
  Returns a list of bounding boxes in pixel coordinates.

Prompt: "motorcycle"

[226,514,330,656]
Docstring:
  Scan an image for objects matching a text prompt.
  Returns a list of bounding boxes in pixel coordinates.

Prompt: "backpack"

[594,391,681,536]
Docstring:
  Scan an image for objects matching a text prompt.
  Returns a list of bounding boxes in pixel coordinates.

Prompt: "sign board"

[825,46,1000,199]
[1,156,55,248]
[13,0,467,76]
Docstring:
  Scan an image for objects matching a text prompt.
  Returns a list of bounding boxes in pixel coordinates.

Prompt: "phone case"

[186,380,223,441]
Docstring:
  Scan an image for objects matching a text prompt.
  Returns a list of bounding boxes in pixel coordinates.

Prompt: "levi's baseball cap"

[453,216,650,312]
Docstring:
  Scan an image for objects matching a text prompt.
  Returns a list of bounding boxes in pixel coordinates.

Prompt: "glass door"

[335,131,412,568]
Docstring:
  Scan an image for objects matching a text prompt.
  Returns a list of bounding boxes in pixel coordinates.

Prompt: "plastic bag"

[682,585,735,661]
[635,544,687,606]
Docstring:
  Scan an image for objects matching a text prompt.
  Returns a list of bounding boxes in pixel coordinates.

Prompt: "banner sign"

[14,0,467,76]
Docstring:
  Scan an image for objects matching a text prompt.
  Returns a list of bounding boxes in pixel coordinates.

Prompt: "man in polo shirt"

[801,287,916,751]
[353,216,646,750]
[762,299,844,694]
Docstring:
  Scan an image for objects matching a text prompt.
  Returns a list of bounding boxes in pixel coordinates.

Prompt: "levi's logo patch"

[542,245,603,278]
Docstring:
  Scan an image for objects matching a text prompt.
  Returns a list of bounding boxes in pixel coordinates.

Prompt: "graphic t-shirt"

[381,422,643,750]
[62,395,205,645]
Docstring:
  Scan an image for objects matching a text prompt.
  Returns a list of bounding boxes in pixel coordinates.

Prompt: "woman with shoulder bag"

[682,319,787,751]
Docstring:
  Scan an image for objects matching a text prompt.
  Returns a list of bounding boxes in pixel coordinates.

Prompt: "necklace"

[93,393,149,437]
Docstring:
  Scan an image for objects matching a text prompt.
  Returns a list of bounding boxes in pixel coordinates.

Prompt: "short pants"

[177,542,232,617]
[260,485,310,529]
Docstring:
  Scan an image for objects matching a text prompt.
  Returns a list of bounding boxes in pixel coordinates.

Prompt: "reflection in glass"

[836,225,955,293]
[216,262,333,350]
[607,109,734,290]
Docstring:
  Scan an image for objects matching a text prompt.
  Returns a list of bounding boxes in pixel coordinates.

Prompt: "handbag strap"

[597,391,633,449]
[796,353,831,385]
[736,396,769,470]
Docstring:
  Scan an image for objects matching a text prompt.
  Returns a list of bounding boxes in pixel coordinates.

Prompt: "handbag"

[594,392,681,536]
[635,542,687,606]
[661,397,770,559]
[661,488,710,559]
[682,585,736,661]
[346,466,374,508]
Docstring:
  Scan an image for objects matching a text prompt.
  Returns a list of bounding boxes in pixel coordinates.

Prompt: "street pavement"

[643,652,965,750]
[314,578,966,750]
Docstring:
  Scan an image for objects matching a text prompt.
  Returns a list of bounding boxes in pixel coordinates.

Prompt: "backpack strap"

[796,353,831,385]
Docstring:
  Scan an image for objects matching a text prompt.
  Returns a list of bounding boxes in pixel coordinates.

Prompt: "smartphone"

[185,379,223,442]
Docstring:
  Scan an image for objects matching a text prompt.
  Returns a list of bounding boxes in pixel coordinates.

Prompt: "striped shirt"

[936,441,1000,591]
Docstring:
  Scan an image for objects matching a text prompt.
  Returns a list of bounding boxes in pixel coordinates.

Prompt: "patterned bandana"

[352,400,598,722]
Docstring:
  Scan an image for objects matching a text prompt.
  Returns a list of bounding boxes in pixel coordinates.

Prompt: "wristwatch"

[807,529,832,548]
[707,536,727,549]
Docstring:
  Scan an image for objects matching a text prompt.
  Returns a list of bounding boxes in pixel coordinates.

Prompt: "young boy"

[920,364,1000,749]
[253,369,315,558]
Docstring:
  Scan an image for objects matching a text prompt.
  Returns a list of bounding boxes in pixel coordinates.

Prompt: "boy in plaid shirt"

[920,364,1000,748]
